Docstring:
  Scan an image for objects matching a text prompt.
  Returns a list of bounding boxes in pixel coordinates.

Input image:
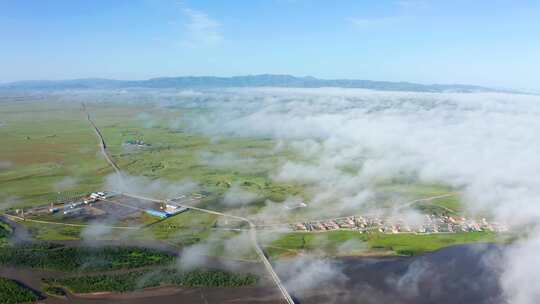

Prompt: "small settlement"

[292,214,509,234]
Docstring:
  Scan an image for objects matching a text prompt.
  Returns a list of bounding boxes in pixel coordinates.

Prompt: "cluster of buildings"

[143,194,206,218]
[145,202,189,219]
[123,139,151,147]
[292,214,509,234]
[50,192,112,216]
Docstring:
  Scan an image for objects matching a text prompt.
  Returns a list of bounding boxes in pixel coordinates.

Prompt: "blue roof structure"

[145,209,169,219]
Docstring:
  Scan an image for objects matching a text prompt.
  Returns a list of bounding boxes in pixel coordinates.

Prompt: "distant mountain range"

[0,74,509,93]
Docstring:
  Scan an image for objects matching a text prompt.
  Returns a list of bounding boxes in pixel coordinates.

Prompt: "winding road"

[84,104,296,304]
[0,104,463,304]
[84,105,122,177]
[123,193,296,304]
[0,104,465,304]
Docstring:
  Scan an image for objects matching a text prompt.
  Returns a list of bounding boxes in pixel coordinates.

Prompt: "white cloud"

[105,173,198,200]
[347,16,402,29]
[178,87,540,302]
[53,176,78,192]
[35,87,540,301]
[182,8,223,47]
[177,242,211,270]
[0,160,13,171]
[176,92,540,218]
[349,0,426,30]
[396,0,429,9]
[222,184,259,206]
[501,228,540,304]
[275,256,348,297]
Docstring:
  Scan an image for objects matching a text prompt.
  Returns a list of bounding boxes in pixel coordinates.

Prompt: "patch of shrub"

[0,277,40,304]
[0,243,174,271]
[43,268,258,293]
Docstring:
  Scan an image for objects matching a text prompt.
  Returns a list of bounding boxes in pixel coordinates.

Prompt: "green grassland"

[136,210,220,246]
[1,100,304,245]
[22,221,84,241]
[18,209,229,246]
[1,100,461,215]
[367,231,501,255]
[371,183,463,214]
[412,196,462,215]
[86,102,306,204]
[134,211,258,260]
[265,230,503,258]
[0,100,496,258]
[1,101,306,209]
[0,101,113,208]
[264,230,369,258]
[378,183,454,198]
[0,277,40,304]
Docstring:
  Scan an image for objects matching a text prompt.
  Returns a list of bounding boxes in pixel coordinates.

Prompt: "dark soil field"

[277,243,505,304]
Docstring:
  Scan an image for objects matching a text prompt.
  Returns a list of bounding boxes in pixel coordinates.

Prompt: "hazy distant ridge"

[0,74,502,93]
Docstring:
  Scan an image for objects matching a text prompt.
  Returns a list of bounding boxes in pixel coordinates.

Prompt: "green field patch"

[19,221,84,241]
[266,231,369,258]
[140,211,218,244]
[367,232,500,256]
[266,231,502,258]
[378,183,454,197]
[412,195,463,215]
[0,101,112,208]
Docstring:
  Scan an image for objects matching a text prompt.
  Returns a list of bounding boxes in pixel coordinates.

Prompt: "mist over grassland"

[145,87,540,304]
[2,87,540,303]
[112,87,540,224]
[3,87,540,225]
[174,87,540,304]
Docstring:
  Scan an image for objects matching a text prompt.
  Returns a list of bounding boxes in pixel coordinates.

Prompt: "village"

[291,213,510,234]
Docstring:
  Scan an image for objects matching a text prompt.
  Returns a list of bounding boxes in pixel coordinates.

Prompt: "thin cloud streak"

[347,16,403,29]
[181,7,223,47]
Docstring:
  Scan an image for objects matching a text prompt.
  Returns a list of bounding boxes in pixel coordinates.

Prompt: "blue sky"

[1,0,539,90]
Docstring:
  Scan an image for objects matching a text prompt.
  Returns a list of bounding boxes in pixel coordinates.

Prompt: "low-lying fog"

[21,87,540,303]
